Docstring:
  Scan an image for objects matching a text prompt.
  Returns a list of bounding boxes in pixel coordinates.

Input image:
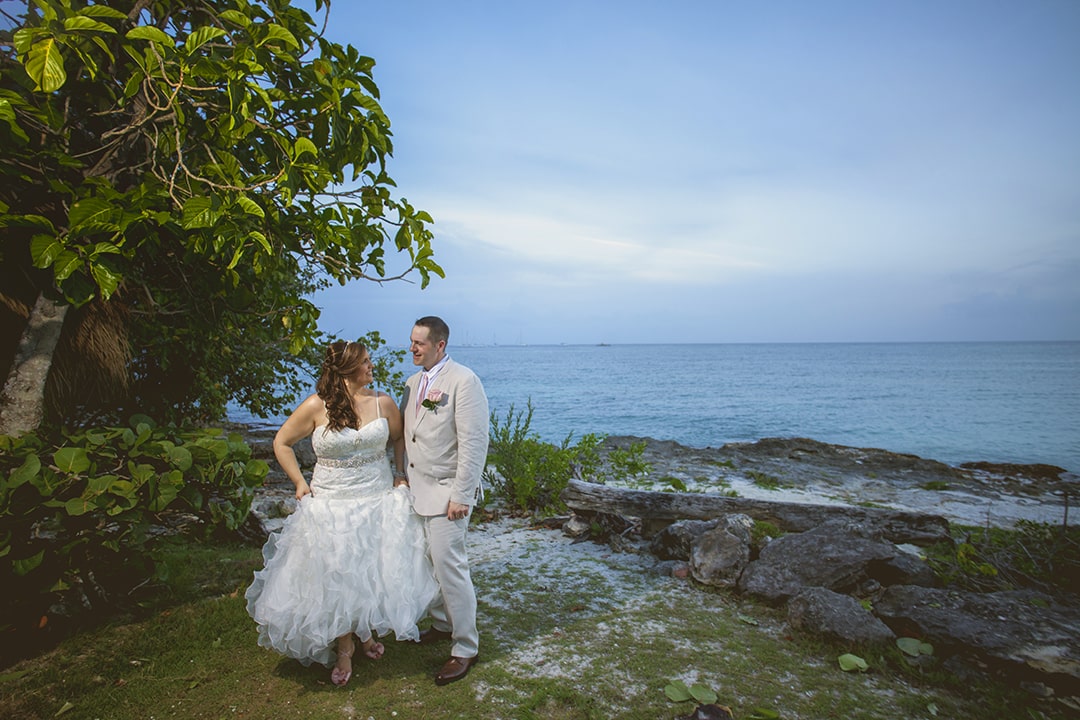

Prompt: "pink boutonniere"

[421,389,445,412]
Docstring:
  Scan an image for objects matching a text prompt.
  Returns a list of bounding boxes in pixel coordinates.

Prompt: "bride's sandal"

[360,635,385,661]
[331,646,354,686]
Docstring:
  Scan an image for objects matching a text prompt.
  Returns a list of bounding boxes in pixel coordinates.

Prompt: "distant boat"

[597,343,611,347]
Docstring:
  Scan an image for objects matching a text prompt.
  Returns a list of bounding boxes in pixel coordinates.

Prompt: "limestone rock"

[689,514,753,588]
[788,587,895,645]
[874,585,1080,693]
[650,519,720,560]
[737,520,936,603]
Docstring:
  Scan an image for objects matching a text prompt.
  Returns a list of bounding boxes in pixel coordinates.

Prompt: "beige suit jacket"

[400,359,489,516]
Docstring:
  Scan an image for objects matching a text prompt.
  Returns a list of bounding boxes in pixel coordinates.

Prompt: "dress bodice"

[311,418,389,460]
[309,419,391,498]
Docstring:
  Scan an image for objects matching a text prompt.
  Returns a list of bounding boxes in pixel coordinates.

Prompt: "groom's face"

[410,325,445,370]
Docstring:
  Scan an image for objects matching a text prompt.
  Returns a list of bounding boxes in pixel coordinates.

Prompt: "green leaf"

[737,613,759,626]
[747,710,781,720]
[65,497,92,516]
[69,197,115,232]
[25,38,67,92]
[181,197,218,229]
[8,453,42,488]
[897,637,934,656]
[53,447,91,474]
[77,6,127,19]
[167,446,193,471]
[52,250,82,282]
[90,263,122,299]
[12,27,39,55]
[235,196,264,218]
[63,16,116,34]
[292,137,318,161]
[219,10,252,28]
[258,24,299,50]
[29,234,63,268]
[689,684,718,704]
[13,550,45,575]
[248,230,271,254]
[663,680,692,702]
[185,27,227,54]
[86,474,119,493]
[126,26,173,46]
[54,700,75,716]
[838,653,869,672]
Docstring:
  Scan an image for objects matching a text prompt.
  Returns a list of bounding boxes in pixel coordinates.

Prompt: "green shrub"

[483,401,603,515]
[605,440,651,481]
[0,415,268,650]
[924,520,1080,594]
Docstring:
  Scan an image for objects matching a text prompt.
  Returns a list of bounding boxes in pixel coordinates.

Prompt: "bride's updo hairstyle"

[316,340,367,432]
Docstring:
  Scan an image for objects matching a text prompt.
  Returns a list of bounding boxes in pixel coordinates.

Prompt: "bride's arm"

[274,394,321,500]
[381,393,408,487]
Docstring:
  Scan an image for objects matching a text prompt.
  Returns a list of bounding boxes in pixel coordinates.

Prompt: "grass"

[746,470,786,491]
[0,520,1072,720]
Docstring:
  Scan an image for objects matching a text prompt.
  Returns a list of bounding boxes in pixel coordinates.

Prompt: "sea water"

[230,342,1080,473]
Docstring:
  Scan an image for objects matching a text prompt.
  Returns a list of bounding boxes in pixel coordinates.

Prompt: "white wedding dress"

[245,409,438,668]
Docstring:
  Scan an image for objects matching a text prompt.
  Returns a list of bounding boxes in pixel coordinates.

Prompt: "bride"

[245,340,438,686]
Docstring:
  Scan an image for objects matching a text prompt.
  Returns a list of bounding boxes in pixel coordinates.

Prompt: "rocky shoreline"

[242,427,1076,533]
[599,435,1075,529]
[240,427,1078,708]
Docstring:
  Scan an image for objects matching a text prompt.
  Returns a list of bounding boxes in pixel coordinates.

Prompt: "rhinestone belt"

[316,451,386,469]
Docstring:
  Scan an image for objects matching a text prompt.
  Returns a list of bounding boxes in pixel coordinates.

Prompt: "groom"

[399,316,489,685]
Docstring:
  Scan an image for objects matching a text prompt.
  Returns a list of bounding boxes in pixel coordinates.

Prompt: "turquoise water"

[231,342,1080,472]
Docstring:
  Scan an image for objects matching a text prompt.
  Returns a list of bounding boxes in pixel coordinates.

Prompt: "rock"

[690,515,753,588]
[787,587,895,645]
[874,585,1080,694]
[650,519,720,560]
[562,514,592,538]
[737,520,936,603]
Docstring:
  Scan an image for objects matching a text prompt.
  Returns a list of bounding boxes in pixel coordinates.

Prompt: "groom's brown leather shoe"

[434,655,478,686]
[418,627,453,645]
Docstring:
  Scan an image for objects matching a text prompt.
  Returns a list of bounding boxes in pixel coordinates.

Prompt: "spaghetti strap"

[375,392,382,419]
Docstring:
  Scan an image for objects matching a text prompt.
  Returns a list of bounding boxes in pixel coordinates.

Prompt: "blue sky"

[311,0,1080,346]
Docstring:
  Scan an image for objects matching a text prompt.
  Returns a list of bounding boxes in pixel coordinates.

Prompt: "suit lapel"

[411,359,453,433]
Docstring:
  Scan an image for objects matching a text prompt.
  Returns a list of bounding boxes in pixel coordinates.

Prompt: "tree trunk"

[0,293,69,436]
[561,478,951,546]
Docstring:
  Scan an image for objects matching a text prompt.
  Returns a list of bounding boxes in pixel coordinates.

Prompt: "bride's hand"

[295,481,311,501]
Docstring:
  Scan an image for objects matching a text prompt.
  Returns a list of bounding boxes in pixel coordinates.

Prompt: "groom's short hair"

[416,315,450,344]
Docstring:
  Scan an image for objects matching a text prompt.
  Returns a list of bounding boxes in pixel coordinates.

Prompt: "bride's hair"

[316,340,367,432]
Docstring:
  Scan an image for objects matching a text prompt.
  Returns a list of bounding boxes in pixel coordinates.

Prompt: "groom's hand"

[447,501,470,521]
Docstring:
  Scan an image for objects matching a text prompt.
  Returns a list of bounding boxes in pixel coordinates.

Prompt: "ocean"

[231,342,1080,473]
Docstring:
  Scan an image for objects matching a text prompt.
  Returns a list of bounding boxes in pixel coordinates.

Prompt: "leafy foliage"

[0,0,439,423]
[482,401,657,515]
[923,520,1080,595]
[483,400,603,515]
[0,415,267,664]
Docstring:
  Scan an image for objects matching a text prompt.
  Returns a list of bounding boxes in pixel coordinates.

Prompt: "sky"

[310,0,1080,346]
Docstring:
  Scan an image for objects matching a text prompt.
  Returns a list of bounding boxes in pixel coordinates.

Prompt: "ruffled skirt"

[245,486,439,667]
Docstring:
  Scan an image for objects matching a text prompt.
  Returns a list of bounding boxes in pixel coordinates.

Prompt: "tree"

[0,0,440,432]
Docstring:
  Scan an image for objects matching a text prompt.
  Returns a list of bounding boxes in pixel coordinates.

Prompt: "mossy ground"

[1,520,1071,719]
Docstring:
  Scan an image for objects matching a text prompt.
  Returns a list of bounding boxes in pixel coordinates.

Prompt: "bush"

[0,415,267,662]
[924,519,1080,595]
[483,401,653,515]
[483,401,603,515]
